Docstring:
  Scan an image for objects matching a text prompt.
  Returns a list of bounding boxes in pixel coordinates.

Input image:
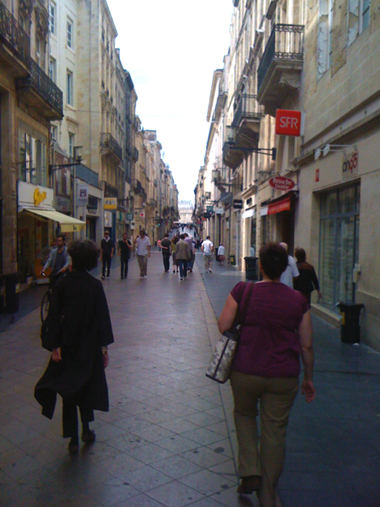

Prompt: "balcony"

[131,179,146,197]
[257,24,304,115]
[232,93,265,149]
[100,132,123,161]
[16,58,63,120]
[0,1,30,76]
[132,147,139,162]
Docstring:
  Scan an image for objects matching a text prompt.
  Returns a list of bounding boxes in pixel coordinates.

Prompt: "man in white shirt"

[201,236,214,273]
[279,242,299,288]
[134,230,151,279]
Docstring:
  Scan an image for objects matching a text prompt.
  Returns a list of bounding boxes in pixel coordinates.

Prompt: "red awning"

[268,197,291,215]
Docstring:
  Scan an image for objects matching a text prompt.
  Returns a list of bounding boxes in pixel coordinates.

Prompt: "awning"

[23,208,86,232]
[242,209,256,219]
[268,197,291,215]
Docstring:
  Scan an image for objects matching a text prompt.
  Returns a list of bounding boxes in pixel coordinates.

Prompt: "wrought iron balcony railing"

[257,24,304,93]
[232,94,265,128]
[0,1,30,64]
[16,57,63,118]
[100,132,123,160]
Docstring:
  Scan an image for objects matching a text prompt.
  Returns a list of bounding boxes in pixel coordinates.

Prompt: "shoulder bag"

[206,282,253,383]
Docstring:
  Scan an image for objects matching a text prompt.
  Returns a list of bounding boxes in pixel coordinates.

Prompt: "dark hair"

[259,243,288,280]
[68,240,99,272]
[294,248,306,263]
[164,233,169,238]
[206,235,210,240]
[56,234,66,242]
[172,236,179,244]
[180,234,185,240]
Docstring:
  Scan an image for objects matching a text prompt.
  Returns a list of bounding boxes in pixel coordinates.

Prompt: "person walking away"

[279,242,299,288]
[118,233,133,279]
[100,231,114,280]
[294,248,322,306]
[34,240,114,455]
[176,234,191,280]
[184,233,195,272]
[217,243,225,266]
[218,242,315,506]
[134,230,151,279]
[159,233,172,272]
[41,234,71,285]
[170,236,180,273]
[201,235,214,273]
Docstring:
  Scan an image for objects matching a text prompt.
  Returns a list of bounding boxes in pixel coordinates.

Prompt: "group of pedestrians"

[159,232,195,280]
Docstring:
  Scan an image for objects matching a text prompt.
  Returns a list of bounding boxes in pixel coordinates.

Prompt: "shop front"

[260,191,298,251]
[17,181,85,283]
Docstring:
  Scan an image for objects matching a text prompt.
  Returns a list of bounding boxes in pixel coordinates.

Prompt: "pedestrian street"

[1,251,380,507]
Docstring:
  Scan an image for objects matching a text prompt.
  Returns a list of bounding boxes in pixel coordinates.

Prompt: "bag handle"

[231,282,254,331]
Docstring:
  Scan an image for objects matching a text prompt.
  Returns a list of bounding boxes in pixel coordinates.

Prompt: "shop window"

[319,184,360,309]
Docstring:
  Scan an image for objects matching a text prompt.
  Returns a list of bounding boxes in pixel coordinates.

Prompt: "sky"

[106,0,233,203]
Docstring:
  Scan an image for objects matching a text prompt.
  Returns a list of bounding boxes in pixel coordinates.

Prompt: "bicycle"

[40,273,63,323]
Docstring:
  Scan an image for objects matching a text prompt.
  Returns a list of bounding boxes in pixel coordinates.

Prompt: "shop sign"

[275,109,302,137]
[126,212,134,221]
[215,208,224,215]
[268,198,291,215]
[206,206,214,213]
[77,184,89,206]
[342,150,358,178]
[139,212,145,218]
[18,181,54,209]
[104,197,117,210]
[233,199,243,209]
[269,176,295,191]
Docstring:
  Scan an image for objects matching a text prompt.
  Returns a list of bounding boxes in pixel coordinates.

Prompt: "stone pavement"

[0,251,379,507]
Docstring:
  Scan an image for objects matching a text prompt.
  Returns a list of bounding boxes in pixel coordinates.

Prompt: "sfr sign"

[275,110,302,137]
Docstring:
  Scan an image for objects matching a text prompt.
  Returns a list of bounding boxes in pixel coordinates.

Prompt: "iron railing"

[0,1,30,64]
[100,132,123,160]
[16,57,63,116]
[257,24,304,93]
[232,94,265,127]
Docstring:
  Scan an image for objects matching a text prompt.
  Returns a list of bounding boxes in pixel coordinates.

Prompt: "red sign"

[275,109,302,136]
[315,168,319,182]
[268,198,291,215]
[269,176,295,191]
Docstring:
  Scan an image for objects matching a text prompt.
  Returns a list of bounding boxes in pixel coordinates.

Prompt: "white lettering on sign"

[279,117,299,130]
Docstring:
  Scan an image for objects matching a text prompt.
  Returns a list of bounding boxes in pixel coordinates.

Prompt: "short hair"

[56,234,66,242]
[104,230,109,235]
[180,234,185,240]
[164,233,169,238]
[259,243,288,280]
[68,240,99,272]
[206,235,210,240]
[294,247,306,263]
[140,229,146,235]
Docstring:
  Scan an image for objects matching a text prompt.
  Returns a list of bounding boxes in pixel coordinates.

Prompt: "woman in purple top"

[218,243,315,507]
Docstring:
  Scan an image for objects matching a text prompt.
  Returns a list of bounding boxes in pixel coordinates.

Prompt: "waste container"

[4,273,20,314]
[244,256,258,281]
[229,255,236,266]
[338,303,364,344]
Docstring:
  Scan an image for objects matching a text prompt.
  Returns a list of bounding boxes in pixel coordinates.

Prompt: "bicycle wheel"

[41,291,50,323]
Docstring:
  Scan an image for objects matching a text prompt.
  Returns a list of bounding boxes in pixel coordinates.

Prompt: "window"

[18,130,47,186]
[67,18,73,48]
[49,3,56,35]
[51,125,58,142]
[348,0,371,45]
[317,0,333,77]
[67,71,73,105]
[49,57,56,82]
[68,133,75,158]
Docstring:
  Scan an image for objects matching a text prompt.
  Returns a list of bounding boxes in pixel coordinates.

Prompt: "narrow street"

[0,252,379,507]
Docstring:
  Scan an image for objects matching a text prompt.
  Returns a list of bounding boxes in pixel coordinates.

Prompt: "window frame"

[66,70,73,106]
[49,2,56,35]
[67,18,73,49]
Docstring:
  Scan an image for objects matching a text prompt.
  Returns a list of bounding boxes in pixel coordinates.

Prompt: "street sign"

[206,206,214,213]
[126,212,133,221]
[104,197,117,210]
[139,212,145,218]
[275,109,302,136]
[269,176,295,191]
[233,200,243,209]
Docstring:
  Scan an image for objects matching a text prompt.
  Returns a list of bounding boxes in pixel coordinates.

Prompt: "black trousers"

[62,398,94,438]
[162,254,170,272]
[102,254,112,277]
[120,256,129,278]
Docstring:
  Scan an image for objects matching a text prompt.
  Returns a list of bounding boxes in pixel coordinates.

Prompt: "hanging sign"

[275,110,302,136]
[104,197,117,210]
[269,176,295,191]
[233,200,243,209]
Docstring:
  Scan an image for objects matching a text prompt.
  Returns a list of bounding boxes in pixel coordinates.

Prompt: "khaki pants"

[230,371,299,507]
[204,254,212,270]
[137,254,148,276]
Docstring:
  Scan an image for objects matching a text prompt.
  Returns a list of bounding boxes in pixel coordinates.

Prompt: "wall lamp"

[314,144,357,161]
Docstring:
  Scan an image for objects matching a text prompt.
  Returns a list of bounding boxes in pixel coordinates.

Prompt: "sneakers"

[180,277,184,281]
[101,275,105,280]
[209,269,212,273]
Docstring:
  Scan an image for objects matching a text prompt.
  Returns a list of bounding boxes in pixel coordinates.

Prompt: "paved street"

[1,251,380,507]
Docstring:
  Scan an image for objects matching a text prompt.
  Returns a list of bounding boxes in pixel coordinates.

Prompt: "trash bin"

[244,256,258,281]
[338,303,364,344]
[4,273,20,314]
[229,255,236,266]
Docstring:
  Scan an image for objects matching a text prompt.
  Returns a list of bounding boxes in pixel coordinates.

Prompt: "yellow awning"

[24,208,86,232]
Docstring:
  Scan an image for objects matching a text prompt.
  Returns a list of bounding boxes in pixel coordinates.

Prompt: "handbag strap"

[231,282,254,331]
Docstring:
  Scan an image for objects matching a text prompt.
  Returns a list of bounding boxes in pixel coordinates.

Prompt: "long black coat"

[34,271,114,420]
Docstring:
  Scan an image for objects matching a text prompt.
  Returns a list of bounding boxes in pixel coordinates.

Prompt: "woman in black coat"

[35,240,114,454]
[293,248,322,306]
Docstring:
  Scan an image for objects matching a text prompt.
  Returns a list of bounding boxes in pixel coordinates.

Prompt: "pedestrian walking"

[158,233,172,272]
[41,234,71,285]
[217,243,225,266]
[171,236,180,273]
[294,247,322,305]
[34,240,114,455]
[218,242,315,505]
[184,233,195,272]
[134,229,151,279]
[279,242,299,288]
[176,234,191,280]
[118,233,133,279]
[100,230,114,280]
[201,235,214,273]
